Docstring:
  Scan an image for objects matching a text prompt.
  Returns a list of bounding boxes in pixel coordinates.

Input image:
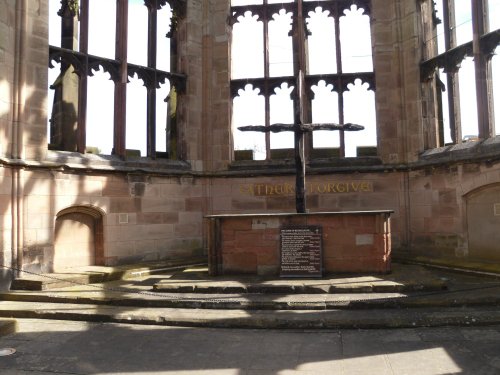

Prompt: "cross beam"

[238,121,364,213]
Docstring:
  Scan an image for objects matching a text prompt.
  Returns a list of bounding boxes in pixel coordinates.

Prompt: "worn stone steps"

[3,262,500,329]
[10,258,207,291]
[2,282,500,311]
[152,279,445,294]
[0,300,499,329]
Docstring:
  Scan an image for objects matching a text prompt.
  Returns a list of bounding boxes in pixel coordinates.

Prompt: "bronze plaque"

[280,226,323,277]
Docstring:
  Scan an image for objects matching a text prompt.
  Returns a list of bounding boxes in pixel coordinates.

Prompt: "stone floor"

[1,319,500,374]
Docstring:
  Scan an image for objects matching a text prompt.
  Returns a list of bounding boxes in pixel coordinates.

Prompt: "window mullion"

[147,2,158,158]
[263,1,271,160]
[442,0,461,143]
[334,4,345,157]
[77,0,89,154]
[473,0,493,138]
[114,0,128,158]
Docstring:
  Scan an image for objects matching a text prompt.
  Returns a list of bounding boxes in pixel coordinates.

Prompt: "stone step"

[152,279,446,294]
[0,300,499,329]
[10,259,207,291]
[2,284,500,310]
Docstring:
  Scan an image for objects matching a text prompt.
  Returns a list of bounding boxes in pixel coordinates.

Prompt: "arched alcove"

[54,206,104,271]
[465,184,500,262]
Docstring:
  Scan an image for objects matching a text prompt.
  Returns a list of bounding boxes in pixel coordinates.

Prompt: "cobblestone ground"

[0,319,499,374]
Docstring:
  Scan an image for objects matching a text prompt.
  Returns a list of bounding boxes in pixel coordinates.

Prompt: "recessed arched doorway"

[53,206,104,271]
[466,184,500,263]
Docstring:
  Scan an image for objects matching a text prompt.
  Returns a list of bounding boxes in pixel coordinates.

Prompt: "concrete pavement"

[1,319,500,374]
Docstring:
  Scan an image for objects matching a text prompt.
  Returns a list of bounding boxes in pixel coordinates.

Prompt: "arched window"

[230,0,376,160]
[47,0,186,159]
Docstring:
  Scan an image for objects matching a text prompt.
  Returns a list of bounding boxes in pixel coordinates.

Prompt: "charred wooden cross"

[238,72,364,214]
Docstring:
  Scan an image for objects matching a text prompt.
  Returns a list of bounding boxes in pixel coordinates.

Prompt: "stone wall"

[407,155,500,261]
[17,168,205,273]
[0,0,48,161]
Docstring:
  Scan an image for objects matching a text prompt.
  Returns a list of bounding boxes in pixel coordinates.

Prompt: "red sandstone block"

[257,250,279,266]
[223,219,253,231]
[332,245,380,259]
[281,217,308,226]
[345,215,363,227]
[263,228,280,240]
[361,215,376,227]
[221,228,235,241]
[324,257,389,273]
[308,216,344,229]
[224,244,272,255]
[186,197,204,212]
[223,253,257,274]
[331,230,356,246]
[252,240,280,250]
[235,232,265,248]
[321,227,335,239]
[220,241,238,253]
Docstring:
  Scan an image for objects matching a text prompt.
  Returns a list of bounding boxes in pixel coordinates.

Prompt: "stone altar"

[206,210,393,276]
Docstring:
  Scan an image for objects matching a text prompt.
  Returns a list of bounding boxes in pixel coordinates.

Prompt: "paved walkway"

[1,319,500,374]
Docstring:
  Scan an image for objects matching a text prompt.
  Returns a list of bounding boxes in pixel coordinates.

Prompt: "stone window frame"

[48,0,187,159]
[229,0,376,161]
[420,0,499,147]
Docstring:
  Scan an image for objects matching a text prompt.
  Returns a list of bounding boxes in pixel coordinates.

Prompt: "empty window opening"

[47,0,186,159]
[86,67,114,155]
[421,0,499,147]
[230,0,376,161]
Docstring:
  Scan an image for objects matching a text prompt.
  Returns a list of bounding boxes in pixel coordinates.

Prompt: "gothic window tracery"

[420,0,500,146]
[230,0,376,161]
[47,0,186,159]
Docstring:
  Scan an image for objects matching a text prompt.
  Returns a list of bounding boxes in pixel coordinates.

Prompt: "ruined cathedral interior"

[0,0,499,289]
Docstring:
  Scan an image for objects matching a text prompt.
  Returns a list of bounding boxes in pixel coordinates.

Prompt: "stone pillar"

[372,0,423,164]
[201,0,232,172]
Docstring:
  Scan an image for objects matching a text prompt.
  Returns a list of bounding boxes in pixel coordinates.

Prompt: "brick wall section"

[207,212,392,276]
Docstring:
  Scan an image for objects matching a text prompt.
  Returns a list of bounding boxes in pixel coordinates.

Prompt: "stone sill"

[228,156,383,175]
[0,150,192,176]
[205,210,394,219]
[418,135,500,165]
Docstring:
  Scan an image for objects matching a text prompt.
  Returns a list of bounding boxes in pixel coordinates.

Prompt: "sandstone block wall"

[16,169,205,273]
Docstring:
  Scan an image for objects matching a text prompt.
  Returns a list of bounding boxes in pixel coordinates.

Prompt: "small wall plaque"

[494,203,500,216]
